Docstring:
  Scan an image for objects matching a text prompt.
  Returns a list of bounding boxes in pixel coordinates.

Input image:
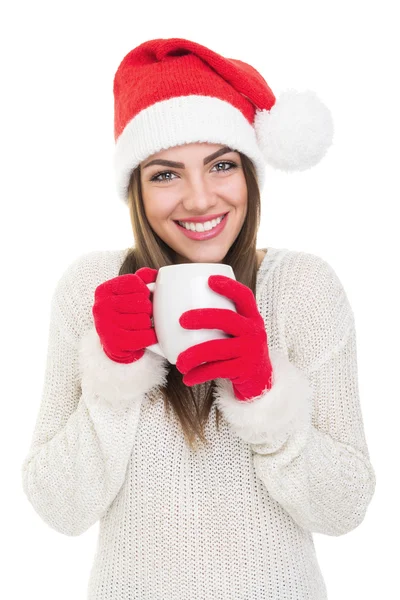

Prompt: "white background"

[2,0,398,598]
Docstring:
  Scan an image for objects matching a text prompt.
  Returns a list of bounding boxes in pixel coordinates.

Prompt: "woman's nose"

[181,179,218,213]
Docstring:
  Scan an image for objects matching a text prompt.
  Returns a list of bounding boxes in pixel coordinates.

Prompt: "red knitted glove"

[176,275,273,401]
[92,267,158,364]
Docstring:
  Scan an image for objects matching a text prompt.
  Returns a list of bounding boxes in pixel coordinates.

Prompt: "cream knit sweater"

[21,246,376,600]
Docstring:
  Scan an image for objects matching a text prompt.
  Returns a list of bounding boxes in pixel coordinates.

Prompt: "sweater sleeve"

[21,254,169,537]
[213,253,376,536]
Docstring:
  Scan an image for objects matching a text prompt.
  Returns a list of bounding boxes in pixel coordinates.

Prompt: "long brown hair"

[118,152,261,451]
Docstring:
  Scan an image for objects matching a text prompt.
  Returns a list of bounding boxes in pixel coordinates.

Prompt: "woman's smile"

[174,212,229,240]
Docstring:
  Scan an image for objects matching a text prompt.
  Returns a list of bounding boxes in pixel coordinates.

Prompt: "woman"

[21,38,376,599]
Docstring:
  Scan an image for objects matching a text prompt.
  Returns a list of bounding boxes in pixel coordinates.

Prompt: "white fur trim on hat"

[114,95,267,203]
[213,347,313,447]
[78,326,169,410]
[254,89,334,171]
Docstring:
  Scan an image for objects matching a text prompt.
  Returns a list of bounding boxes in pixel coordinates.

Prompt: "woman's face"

[139,142,248,263]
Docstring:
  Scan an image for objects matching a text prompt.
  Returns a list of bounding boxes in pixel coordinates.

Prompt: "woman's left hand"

[176,275,274,401]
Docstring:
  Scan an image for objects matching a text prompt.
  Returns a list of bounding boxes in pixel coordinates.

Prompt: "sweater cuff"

[213,348,313,451]
[78,326,169,410]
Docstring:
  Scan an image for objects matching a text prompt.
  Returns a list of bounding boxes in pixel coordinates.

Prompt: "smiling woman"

[21,36,375,600]
[119,140,266,452]
[139,143,249,263]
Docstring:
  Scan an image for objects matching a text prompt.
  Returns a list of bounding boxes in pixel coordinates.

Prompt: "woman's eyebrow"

[142,146,234,170]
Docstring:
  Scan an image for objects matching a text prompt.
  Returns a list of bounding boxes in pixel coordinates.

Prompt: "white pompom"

[254,89,334,171]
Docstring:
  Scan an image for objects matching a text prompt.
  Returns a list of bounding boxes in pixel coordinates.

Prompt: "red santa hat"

[113,38,334,203]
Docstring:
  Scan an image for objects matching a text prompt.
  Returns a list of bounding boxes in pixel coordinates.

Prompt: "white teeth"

[178,214,225,232]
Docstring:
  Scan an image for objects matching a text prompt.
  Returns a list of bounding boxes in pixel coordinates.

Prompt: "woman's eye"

[150,171,177,183]
[212,161,237,173]
[149,161,237,184]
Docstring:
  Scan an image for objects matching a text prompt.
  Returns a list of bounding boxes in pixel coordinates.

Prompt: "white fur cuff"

[213,348,313,447]
[78,326,169,410]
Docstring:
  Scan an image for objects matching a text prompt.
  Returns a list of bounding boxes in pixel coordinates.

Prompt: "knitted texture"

[21,247,376,600]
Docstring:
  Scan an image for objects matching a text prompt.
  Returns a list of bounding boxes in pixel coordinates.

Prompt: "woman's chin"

[174,245,228,264]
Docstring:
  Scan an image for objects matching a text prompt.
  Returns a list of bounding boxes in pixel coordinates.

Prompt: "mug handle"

[145,282,166,359]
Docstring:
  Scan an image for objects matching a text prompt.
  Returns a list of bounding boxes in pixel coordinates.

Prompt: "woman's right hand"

[92,267,158,364]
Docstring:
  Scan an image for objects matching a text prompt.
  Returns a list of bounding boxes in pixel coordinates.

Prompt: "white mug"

[145,263,237,365]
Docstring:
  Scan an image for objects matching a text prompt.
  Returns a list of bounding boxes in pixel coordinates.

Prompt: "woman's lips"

[174,213,228,240]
